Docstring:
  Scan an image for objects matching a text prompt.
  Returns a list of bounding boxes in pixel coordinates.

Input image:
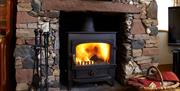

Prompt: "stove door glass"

[75,42,111,66]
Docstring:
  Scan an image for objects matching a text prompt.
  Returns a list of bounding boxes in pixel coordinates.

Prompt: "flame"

[75,43,110,65]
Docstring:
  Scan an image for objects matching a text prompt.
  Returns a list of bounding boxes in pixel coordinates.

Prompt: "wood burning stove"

[59,12,117,90]
[60,32,116,90]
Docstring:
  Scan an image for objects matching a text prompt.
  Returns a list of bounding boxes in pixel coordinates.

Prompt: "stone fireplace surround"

[14,0,159,90]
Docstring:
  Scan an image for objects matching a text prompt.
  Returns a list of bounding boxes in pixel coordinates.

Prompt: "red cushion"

[128,78,161,87]
[147,71,179,82]
[161,71,179,82]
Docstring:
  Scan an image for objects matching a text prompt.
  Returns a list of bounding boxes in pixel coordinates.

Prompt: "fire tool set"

[29,28,49,91]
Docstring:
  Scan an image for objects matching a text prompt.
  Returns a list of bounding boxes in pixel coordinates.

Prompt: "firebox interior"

[75,42,111,66]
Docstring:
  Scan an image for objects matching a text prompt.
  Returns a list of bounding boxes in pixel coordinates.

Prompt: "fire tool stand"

[34,28,49,91]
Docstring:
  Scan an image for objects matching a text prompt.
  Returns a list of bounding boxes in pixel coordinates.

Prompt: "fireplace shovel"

[29,73,41,91]
[28,29,42,91]
[28,51,41,91]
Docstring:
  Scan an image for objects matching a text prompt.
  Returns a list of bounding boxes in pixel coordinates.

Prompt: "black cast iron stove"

[60,12,117,90]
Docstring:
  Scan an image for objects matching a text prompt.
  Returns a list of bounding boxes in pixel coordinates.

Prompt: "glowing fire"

[75,43,110,65]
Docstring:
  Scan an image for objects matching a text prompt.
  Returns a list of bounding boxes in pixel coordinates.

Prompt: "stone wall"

[14,0,159,90]
[123,0,159,78]
[15,0,60,90]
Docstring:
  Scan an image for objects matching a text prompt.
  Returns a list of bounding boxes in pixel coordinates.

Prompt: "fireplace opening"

[59,11,127,90]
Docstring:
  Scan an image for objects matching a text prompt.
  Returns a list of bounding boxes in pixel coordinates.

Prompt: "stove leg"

[111,79,114,86]
[107,79,114,86]
[67,81,72,91]
[68,73,72,91]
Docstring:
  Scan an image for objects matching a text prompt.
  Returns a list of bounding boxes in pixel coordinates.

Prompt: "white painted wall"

[158,31,172,64]
[158,31,180,64]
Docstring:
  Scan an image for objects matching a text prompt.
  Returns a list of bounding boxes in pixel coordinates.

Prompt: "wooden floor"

[60,64,180,91]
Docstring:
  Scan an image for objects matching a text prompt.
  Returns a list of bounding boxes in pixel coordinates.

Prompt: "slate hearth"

[15,0,159,91]
[60,81,126,91]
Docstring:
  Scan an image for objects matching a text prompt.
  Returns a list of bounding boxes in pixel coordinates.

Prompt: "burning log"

[90,55,104,64]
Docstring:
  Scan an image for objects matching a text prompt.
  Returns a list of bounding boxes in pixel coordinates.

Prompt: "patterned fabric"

[128,71,179,88]
[128,77,161,88]
[147,71,179,82]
